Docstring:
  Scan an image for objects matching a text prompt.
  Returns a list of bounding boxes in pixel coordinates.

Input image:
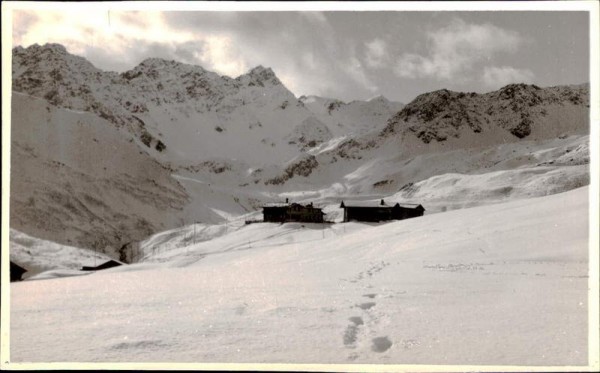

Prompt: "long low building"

[340,199,425,222]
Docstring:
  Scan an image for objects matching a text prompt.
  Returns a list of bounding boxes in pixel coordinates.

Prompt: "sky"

[8,3,592,103]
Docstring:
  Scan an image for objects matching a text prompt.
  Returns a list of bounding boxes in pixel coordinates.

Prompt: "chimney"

[380,199,385,206]
[285,198,289,203]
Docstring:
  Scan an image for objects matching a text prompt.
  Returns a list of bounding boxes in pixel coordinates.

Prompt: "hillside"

[10,92,193,252]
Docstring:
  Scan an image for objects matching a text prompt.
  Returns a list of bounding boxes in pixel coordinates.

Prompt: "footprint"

[343,325,359,346]
[371,336,393,353]
[234,303,248,315]
[348,316,364,325]
[357,302,376,310]
[363,293,377,299]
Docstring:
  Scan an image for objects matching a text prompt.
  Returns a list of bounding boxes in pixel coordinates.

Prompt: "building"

[340,199,425,222]
[10,261,28,282]
[263,199,325,223]
[81,260,123,271]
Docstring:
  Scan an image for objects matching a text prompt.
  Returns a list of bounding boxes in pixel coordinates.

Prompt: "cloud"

[394,18,524,81]
[12,9,198,71]
[342,57,378,92]
[198,35,248,77]
[300,11,328,25]
[364,38,388,68]
[482,66,535,88]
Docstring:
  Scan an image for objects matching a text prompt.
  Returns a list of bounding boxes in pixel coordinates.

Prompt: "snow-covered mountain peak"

[21,42,69,55]
[367,95,391,103]
[236,65,282,87]
[13,43,102,74]
[248,65,274,76]
[137,57,192,70]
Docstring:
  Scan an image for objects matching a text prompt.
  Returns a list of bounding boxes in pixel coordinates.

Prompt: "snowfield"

[9,186,590,366]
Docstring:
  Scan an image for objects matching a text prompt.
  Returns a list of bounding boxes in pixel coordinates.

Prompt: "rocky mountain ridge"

[381,83,589,143]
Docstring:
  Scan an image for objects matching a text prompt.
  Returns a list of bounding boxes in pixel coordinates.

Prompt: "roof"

[397,203,425,209]
[262,202,323,209]
[262,203,290,208]
[81,259,124,271]
[11,261,28,273]
[341,200,424,209]
[342,201,392,208]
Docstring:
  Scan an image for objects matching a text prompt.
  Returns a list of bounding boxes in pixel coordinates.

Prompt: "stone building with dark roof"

[263,199,325,223]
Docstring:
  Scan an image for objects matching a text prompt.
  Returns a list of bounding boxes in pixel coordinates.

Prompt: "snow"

[307,135,349,155]
[9,187,590,365]
[9,229,116,279]
[389,164,589,212]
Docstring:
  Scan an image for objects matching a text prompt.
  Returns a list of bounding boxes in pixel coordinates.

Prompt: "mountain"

[9,43,590,259]
[381,83,589,144]
[299,94,405,136]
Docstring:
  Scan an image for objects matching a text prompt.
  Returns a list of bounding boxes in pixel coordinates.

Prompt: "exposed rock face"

[285,117,333,151]
[382,83,589,143]
[265,155,319,185]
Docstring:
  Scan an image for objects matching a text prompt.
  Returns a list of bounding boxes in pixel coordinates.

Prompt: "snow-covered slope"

[9,229,116,279]
[253,134,590,201]
[299,94,404,136]
[10,186,589,365]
